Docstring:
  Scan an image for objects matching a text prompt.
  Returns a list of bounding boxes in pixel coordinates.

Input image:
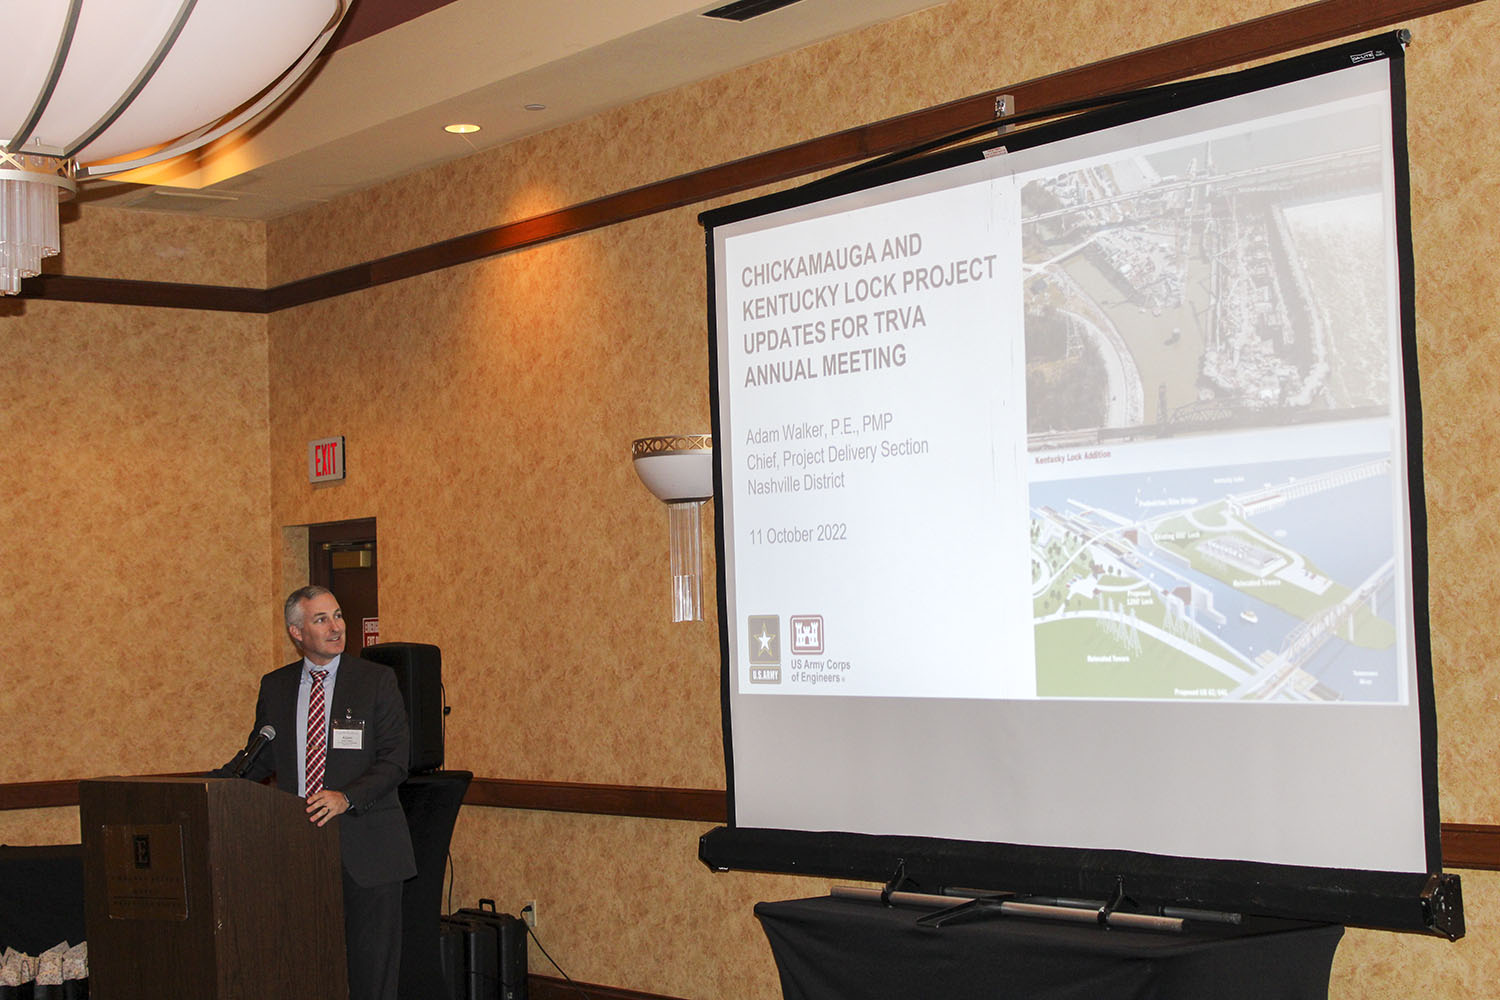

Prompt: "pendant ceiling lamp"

[0,0,349,294]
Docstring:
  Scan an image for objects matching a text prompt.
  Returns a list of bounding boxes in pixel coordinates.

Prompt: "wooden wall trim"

[529,974,684,1000]
[1436,824,1500,872]
[17,273,268,312]
[0,779,80,811]
[462,777,726,823]
[5,776,1499,871]
[0,777,728,822]
[14,0,1478,312]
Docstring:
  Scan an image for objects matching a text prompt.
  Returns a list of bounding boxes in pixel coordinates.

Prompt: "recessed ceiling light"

[523,104,546,112]
[444,123,481,134]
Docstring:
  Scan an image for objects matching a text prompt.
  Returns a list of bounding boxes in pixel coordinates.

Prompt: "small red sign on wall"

[362,617,379,650]
[309,436,345,483]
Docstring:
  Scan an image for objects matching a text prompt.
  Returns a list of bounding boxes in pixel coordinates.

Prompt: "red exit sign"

[308,436,345,483]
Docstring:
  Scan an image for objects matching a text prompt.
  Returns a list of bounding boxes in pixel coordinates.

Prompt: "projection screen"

[699,34,1459,934]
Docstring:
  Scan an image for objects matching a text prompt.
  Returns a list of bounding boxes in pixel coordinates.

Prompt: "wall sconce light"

[632,434,713,622]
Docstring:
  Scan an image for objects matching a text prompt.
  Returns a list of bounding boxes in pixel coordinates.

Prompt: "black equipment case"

[442,899,527,1000]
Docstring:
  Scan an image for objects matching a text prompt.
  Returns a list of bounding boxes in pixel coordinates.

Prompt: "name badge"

[332,716,365,750]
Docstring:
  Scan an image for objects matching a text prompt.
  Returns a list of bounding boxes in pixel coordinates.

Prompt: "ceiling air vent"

[701,0,805,22]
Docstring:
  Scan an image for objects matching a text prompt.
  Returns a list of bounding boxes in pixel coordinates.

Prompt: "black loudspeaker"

[363,641,444,773]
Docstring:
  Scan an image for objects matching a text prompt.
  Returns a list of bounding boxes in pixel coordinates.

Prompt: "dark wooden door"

[308,518,379,654]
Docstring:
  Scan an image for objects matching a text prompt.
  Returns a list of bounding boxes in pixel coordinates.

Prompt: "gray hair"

[284,585,333,628]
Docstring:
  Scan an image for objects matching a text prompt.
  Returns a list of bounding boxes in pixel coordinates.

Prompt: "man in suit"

[219,585,416,1000]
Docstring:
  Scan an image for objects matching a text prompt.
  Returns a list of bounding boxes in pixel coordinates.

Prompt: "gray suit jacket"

[223,656,417,887]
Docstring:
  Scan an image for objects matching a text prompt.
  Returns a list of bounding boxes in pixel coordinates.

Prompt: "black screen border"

[700,31,1457,936]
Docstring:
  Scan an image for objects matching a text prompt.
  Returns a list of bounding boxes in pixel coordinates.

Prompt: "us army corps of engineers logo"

[790,615,823,654]
[747,615,781,683]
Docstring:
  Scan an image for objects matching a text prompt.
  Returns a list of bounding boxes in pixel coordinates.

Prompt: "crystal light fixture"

[632,434,714,622]
[1,0,349,294]
[0,151,72,293]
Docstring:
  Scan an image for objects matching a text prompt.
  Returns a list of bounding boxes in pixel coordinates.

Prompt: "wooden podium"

[80,777,348,1000]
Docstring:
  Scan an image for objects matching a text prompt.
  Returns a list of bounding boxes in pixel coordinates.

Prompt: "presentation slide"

[727,164,1032,700]
[709,56,1431,875]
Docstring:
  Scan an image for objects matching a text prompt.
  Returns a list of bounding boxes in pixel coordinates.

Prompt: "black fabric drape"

[757,895,1342,1000]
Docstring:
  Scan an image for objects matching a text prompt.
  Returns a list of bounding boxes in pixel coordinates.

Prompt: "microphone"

[229,724,276,778]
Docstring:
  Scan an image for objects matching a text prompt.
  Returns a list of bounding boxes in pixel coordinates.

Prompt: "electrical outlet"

[521,900,537,929]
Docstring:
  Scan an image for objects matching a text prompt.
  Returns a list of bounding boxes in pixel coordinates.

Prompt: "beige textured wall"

[258,1,1500,996]
[266,0,1304,286]
[4,1,1500,998]
[0,204,271,810]
[0,295,273,787]
[48,204,267,287]
[266,208,722,788]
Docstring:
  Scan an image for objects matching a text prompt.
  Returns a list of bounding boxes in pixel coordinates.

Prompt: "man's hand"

[306,789,350,827]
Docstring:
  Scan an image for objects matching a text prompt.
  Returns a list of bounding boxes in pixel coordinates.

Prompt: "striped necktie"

[306,670,328,795]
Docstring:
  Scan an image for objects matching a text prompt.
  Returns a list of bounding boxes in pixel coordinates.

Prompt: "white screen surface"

[710,59,1430,874]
